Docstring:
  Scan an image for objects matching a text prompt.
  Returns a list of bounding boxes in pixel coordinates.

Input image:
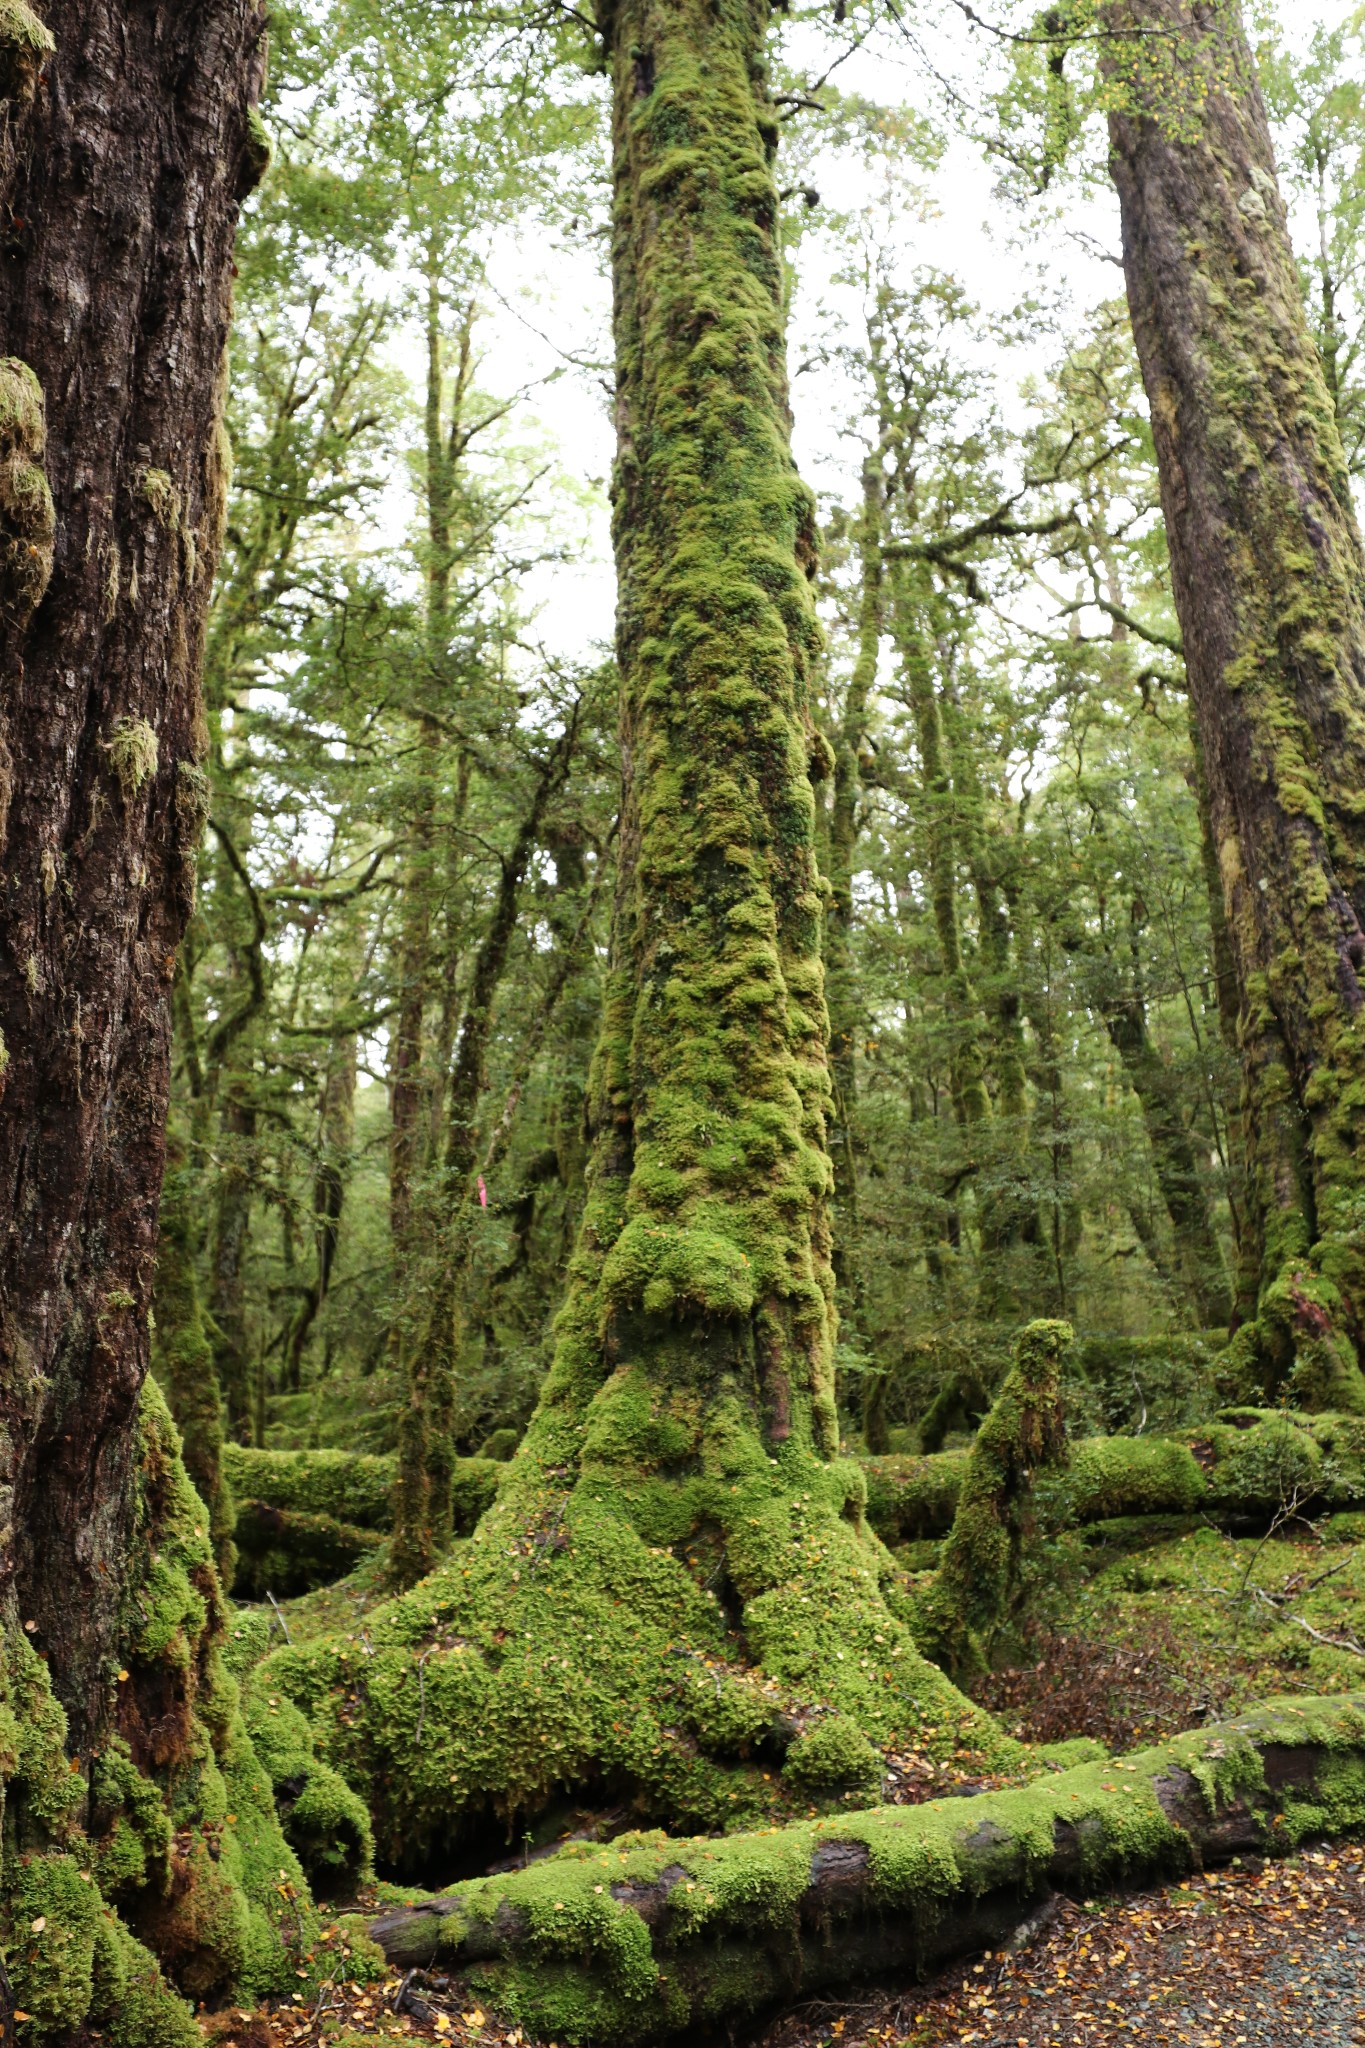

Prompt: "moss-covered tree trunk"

[265,0,1010,1869]
[0,8,359,2043]
[1108,0,1365,1410]
[0,0,264,1752]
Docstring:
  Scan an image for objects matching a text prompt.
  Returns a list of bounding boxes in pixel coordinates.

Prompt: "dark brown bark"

[1108,0,1365,1409]
[0,0,265,1750]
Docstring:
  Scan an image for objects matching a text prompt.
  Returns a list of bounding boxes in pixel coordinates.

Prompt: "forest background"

[12,1,1365,2043]
[176,0,1361,1523]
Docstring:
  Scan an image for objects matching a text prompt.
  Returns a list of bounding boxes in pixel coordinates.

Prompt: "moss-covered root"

[366,1694,1365,2047]
[0,1619,202,2048]
[0,1377,382,2046]
[864,1407,1365,1543]
[916,1319,1072,1674]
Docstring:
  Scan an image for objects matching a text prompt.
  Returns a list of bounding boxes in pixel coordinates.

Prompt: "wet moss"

[0,1379,385,2045]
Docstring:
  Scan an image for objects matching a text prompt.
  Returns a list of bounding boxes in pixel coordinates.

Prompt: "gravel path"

[752,1843,1365,2048]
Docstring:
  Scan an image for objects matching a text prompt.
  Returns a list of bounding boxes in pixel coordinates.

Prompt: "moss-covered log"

[223,1445,501,1535]
[231,1502,384,1600]
[1107,0,1365,1409]
[864,1408,1365,1542]
[366,1694,1365,2046]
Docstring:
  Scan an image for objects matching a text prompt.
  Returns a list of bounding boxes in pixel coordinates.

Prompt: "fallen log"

[223,1447,500,1541]
[231,1499,384,1600]
[864,1409,1365,1545]
[366,1693,1365,2045]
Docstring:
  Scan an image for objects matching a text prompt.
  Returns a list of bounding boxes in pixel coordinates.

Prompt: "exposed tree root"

[366,1693,1365,2046]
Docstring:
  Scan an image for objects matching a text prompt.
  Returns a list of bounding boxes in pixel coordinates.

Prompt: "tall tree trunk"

[388,717,577,1583]
[279,0,1008,1871]
[282,1032,357,1391]
[1099,957,1233,1327]
[949,693,1038,1317]
[1108,0,1365,1410]
[1189,712,1258,1327]
[0,0,265,1753]
[827,455,881,1438]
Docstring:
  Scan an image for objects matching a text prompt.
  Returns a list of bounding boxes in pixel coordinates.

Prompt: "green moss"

[225,1444,396,1528]
[0,356,54,619]
[243,106,272,191]
[782,1713,880,1797]
[917,1320,1073,1675]
[0,0,51,60]
[138,468,180,531]
[106,718,159,803]
[240,1689,372,1897]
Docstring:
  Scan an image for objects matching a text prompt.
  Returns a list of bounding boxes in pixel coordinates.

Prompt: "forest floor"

[217,1517,1365,2048]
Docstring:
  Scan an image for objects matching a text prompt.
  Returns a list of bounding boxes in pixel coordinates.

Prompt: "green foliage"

[0,354,54,619]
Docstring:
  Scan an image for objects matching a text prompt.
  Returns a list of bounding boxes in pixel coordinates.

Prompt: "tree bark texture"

[0,0,265,1751]
[1108,0,1365,1410]
[367,1696,1365,2048]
